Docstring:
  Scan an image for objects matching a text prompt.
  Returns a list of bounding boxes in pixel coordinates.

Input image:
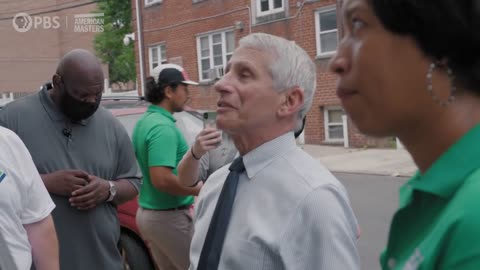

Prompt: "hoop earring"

[426,62,456,107]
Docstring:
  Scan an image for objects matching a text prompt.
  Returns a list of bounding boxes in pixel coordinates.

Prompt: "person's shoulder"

[0,126,27,153]
[282,147,341,189]
[1,92,40,113]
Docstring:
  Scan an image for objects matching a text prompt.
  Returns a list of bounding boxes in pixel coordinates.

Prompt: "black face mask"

[59,86,100,122]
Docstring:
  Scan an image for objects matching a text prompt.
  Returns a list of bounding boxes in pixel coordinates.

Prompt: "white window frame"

[324,106,345,142]
[196,29,235,82]
[256,0,285,17]
[315,7,338,57]
[148,43,167,75]
[145,0,162,7]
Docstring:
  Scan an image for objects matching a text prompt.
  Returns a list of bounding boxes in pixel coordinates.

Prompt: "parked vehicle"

[102,96,206,270]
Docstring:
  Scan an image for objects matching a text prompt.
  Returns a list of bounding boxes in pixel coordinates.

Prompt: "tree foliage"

[94,0,136,87]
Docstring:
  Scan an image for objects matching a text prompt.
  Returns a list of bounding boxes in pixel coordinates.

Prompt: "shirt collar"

[242,132,297,179]
[39,83,90,126]
[408,124,480,198]
[147,105,176,123]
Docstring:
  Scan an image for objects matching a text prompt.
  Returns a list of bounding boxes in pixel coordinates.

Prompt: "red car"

[102,96,213,270]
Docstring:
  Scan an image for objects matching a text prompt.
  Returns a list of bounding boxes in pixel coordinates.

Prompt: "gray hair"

[238,33,317,132]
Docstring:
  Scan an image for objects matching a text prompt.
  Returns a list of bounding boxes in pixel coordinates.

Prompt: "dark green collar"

[408,124,480,198]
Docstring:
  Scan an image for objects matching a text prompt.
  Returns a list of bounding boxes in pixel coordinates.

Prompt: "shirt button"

[388,258,396,269]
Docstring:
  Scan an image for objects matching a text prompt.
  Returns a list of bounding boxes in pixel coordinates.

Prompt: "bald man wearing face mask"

[0,49,141,270]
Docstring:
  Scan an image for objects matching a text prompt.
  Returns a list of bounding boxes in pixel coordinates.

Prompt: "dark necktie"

[197,157,245,270]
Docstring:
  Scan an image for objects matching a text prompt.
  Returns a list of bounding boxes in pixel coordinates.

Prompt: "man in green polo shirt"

[381,125,480,270]
[132,63,202,270]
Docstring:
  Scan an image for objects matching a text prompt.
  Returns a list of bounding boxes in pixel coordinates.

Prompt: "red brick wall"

[133,0,388,147]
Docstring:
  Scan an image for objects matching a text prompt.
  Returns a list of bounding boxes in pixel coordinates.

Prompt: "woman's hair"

[145,76,179,103]
[369,0,480,93]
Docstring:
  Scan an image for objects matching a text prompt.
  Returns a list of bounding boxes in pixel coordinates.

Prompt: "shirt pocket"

[222,238,266,270]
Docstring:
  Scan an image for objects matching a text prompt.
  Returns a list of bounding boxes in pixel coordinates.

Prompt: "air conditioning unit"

[208,66,224,81]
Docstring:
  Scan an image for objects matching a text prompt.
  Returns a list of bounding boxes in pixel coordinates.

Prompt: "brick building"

[0,0,108,100]
[132,0,390,147]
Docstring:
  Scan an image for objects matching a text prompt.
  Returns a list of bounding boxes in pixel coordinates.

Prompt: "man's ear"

[164,85,174,99]
[52,74,62,89]
[278,87,304,117]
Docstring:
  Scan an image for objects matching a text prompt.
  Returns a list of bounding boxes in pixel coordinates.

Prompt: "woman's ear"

[278,87,304,117]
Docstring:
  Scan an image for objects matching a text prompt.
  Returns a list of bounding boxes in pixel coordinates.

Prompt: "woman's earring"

[426,62,456,107]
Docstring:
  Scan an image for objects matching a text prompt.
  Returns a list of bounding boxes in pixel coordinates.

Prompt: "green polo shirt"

[381,125,480,270]
[132,105,193,209]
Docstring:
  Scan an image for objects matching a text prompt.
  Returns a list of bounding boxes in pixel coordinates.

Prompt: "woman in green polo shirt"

[330,0,480,269]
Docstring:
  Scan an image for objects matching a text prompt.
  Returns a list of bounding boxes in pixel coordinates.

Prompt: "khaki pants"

[136,207,193,270]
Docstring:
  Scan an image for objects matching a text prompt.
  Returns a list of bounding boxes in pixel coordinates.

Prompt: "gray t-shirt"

[0,85,141,270]
[198,133,238,181]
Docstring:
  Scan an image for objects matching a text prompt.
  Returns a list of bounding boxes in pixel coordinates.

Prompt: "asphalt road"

[334,172,409,270]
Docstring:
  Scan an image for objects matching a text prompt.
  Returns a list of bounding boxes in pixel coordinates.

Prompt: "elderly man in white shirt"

[182,33,360,270]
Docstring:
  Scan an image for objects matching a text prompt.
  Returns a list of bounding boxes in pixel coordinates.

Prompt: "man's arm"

[178,148,207,186]
[110,179,138,205]
[279,185,360,270]
[69,176,139,209]
[150,166,202,196]
[24,215,59,270]
[177,128,221,186]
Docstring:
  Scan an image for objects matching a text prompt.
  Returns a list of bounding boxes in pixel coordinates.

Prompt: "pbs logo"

[13,12,32,33]
[12,12,60,33]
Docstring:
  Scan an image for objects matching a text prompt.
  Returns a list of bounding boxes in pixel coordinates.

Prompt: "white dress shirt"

[189,132,360,270]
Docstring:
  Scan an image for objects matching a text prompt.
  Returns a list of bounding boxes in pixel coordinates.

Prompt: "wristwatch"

[107,181,117,202]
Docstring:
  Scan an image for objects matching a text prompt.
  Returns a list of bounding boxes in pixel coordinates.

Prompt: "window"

[257,0,284,16]
[196,30,235,81]
[145,0,162,6]
[315,8,338,56]
[324,107,345,142]
[148,44,167,74]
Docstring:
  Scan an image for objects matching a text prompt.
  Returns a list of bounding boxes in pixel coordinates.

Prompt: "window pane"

[320,10,337,31]
[200,37,209,50]
[273,0,282,9]
[213,44,222,56]
[201,48,210,58]
[328,109,343,123]
[226,54,232,62]
[212,34,221,44]
[202,71,209,80]
[201,59,210,71]
[151,47,158,62]
[328,125,344,139]
[160,45,166,63]
[226,32,235,53]
[320,31,338,53]
[260,0,269,12]
[214,56,223,66]
[152,62,158,69]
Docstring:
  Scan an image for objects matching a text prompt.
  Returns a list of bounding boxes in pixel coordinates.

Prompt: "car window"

[116,113,143,138]
[174,112,203,146]
[115,111,203,146]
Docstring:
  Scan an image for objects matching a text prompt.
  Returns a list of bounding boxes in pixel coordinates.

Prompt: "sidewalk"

[301,144,417,177]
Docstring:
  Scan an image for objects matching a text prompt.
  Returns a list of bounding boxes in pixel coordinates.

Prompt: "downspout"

[135,0,146,96]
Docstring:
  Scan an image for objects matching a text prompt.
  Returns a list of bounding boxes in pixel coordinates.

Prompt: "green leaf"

[93,0,136,86]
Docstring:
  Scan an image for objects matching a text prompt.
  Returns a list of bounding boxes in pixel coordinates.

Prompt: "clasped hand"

[47,170,110,210]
